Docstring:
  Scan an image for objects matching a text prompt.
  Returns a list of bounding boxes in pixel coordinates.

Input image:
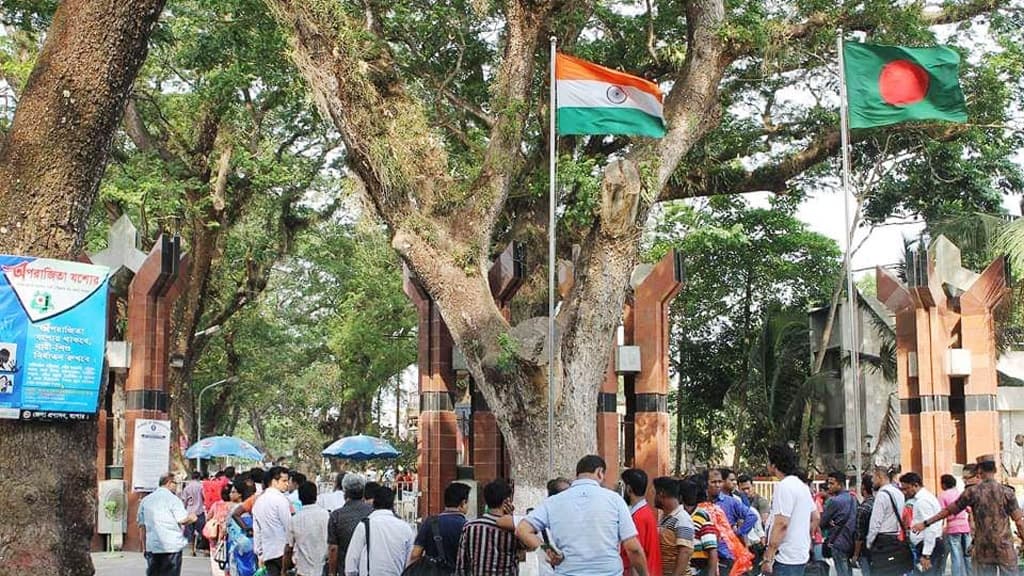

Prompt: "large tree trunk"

[267,0,729,508]
[0,0,165,573]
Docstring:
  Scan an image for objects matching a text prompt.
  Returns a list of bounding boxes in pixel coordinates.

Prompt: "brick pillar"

[92,407,110,550]
[914,302,955,491]
[597,342,620,482]
[960,257,1008,465]
[471,390,501,486]
[404,270,458,518]
[122,236,186,551]
[630,250,682,495]
[878,238,1008,491]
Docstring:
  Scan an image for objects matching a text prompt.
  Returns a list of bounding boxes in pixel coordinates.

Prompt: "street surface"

[92,552,211,576]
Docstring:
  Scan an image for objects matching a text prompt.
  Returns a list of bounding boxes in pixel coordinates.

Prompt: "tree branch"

[466,0,551,244]
[211,144,232,213]
[660,123,969,200]
[744,0,1012,56]
[124,99,177,164]
[442,88,495,129]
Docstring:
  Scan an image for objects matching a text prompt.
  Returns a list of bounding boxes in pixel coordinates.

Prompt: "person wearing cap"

[327,473,373,576]
[913,456,1024,576]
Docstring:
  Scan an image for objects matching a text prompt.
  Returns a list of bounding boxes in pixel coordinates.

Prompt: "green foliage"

[558,155,603,230]
[194,219,416,467]
[650,197,841,465]
[496,331,517,374]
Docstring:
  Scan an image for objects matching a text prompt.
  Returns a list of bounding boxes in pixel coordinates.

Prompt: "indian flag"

[556,53,666,138]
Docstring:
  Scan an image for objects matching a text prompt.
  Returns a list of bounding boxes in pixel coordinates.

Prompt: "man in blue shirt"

[709,469,758,538]
[820,471,858,576]
[708,468,758,573]
[518,455,649,576]
[138,472,198,576]
[720,468,749,507]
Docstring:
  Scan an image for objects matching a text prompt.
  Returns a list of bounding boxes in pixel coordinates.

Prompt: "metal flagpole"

[837,30,863,482]
[548,36,557,478]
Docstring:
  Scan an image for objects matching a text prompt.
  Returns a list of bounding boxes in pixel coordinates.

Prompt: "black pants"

[264,556,284,576]
[914,538,948,576]
[144,551,182,576]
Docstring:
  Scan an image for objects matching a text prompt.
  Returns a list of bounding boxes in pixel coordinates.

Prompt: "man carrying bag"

[866,468,912,576]
[403,483,470,576]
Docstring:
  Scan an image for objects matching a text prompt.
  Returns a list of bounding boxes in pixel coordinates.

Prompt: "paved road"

[92,552,212,576]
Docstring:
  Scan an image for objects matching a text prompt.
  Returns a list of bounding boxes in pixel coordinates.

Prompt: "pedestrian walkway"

[92,552,210,576]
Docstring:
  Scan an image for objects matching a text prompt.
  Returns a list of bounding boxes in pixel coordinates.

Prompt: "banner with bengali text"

[0,256,109,421]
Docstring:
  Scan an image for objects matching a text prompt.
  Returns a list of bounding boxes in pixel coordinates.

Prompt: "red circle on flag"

[878,60,929,105]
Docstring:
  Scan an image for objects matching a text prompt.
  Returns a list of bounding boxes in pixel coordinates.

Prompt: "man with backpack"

[820,472,857,576]
[405,482,470,574]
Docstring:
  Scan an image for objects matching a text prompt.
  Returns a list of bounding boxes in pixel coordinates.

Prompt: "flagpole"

[837,30,863,483]
[547,36,557,479]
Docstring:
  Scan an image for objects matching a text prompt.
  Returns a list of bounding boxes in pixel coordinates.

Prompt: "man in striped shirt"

[654,477,695,576]
[456,479,519,575]
[681,478,720,576]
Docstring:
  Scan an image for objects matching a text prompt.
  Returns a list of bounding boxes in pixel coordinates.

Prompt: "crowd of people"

[135,444,1024,576]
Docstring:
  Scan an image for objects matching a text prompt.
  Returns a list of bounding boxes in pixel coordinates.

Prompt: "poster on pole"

[0,256,110,421]
[132,419,171,492]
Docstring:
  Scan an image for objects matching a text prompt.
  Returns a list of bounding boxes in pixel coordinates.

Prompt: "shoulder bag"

[868,489,914,574]
[401,516,456,576]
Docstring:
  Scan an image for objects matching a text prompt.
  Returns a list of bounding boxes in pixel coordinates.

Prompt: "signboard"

[0,256,110,421]
[132,419,171,492]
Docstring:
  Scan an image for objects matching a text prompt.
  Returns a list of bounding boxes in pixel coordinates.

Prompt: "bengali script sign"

[0,256,109,421]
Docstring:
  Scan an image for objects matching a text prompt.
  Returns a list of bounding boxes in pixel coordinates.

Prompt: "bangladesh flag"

[843,42,967,129]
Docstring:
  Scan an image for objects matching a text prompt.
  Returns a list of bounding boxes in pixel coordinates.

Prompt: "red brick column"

[960,257,1008,465]
[629,251,682,493]
[404,270,458,518]
[122,236,186,551]
[877,240,1007,490]
[597,342,619,482]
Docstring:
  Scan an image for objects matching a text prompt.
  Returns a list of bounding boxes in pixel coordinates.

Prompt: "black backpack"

[401,516,455,576]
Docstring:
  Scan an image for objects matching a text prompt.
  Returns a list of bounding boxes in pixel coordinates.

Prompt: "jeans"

[145,551,183,576]
[913,538,947,576]
[858,554,872,576]
[774,562,808,576]
[184,512,206,550]
[946,533,972,576]
[833,550,854,576]
[813,544,825,563]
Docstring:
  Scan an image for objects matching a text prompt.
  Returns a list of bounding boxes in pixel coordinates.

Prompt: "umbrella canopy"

[322,434,400,461]
[185,435,263,461]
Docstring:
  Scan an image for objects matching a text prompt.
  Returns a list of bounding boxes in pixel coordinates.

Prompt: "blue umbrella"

[322,434,400,461]
[185,435,263,461]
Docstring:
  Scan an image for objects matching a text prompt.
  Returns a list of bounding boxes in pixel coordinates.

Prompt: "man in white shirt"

[345,486,414,576]
[762,444,817,576]
[254,466,294,576]
[319,473,348,512]
[137,472,198,576]
[899,472,945,576]
[866,467,905,553]
[285,481,330,576]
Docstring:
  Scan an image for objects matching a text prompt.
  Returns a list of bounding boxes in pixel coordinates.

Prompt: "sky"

[745,187,1023,280]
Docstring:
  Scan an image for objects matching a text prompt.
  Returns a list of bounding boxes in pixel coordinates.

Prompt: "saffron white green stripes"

[555,53,666,138]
